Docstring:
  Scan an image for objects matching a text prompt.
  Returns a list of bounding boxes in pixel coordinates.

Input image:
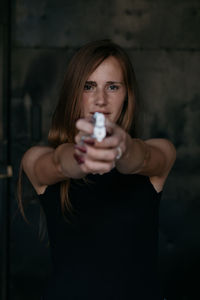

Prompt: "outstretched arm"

[22,144,85,194]
[115,136,176,192]
[75,118,176,192]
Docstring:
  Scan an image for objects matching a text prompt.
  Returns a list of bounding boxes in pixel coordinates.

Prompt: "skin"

[81,56,126,123]
[22,56,176,195]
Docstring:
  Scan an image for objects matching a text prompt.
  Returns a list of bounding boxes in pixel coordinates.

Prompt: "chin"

[109,115,118,123]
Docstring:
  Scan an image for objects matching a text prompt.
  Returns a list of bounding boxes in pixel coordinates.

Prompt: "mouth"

[90,112,111,116]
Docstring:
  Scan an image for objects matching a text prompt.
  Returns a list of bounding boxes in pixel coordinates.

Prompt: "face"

[81,56,127,123]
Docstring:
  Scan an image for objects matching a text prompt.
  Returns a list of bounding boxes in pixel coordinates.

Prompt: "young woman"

[20,40,176,300]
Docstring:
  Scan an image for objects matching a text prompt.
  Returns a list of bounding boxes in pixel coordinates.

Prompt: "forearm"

[116,135,176,178]
[116,135,151,175]
[54,143,85,179]
[23,143,85,191]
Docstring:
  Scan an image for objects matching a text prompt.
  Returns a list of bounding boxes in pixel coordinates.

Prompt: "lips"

[90,112,110,115]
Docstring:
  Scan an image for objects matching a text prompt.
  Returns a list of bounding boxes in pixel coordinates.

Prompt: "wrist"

[120,132,132,161]
[115,133,132,167]
[115,137,149,174]
[55,143,85,179]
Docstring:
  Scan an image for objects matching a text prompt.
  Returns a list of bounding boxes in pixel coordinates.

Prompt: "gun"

[92,112,106,142]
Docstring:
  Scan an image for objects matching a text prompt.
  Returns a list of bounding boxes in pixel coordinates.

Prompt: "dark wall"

[7,0,200,299]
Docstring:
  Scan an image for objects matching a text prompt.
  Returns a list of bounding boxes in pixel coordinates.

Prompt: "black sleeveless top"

[39,168,163,300]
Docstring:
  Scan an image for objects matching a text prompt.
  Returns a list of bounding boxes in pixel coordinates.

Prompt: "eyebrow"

[85,81,97,86]
[85,81,123,85]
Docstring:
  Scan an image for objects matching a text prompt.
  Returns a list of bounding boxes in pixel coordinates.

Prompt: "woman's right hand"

[74,117,126,175]
[74,136,116,175]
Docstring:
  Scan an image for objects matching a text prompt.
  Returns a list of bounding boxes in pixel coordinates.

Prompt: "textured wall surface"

[9,0,200,299]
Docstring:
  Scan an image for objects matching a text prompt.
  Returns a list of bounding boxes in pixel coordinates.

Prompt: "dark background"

[0,0,200,299]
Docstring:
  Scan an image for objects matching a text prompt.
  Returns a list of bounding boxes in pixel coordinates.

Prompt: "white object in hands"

[93,112,106,142]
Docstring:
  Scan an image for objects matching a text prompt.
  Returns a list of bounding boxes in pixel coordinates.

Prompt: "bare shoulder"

[145,138,176,193]
[22,146,54,194]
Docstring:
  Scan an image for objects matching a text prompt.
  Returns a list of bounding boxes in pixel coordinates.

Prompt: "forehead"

[87,56,124,81]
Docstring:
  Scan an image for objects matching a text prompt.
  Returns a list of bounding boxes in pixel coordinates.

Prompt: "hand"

[74,117,130,175]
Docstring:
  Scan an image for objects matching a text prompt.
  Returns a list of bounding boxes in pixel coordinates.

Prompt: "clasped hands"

[74,117,129,175]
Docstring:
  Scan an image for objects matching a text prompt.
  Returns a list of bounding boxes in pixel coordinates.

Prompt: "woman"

[20,40,176,299]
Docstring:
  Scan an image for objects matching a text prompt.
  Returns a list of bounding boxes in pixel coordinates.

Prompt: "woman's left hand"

[74,117,131,175]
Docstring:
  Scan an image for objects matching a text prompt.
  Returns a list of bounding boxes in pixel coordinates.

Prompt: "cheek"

[115,94,126,109]
[111,97,125,121]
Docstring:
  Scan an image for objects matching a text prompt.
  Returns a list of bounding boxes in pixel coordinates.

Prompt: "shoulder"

[145,138,176,192]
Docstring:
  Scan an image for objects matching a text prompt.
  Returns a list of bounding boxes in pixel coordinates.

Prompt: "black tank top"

[39,168,163,300]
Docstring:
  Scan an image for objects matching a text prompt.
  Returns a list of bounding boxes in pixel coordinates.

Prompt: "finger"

[73,153,85,165]
[76,119,94,135]
[95,123,125,148]
[74,144,118,162]
[75,131,84,144]
[83,159,115,174]
[75,131,94,145]
[74,144,87,154]
[94,135,120,149]
[105,118,116,134]
[85,145,117,162]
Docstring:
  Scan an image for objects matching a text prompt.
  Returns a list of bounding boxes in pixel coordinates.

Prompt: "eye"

[108,84,119,91]
[84,84,93,91]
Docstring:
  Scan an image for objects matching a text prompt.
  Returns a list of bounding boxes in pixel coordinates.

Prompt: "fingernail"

[84,140,95,145]
[74,145,87,153]
[73,153,84,164]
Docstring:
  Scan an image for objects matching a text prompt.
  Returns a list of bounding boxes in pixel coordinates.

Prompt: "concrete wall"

[10,0,200,299]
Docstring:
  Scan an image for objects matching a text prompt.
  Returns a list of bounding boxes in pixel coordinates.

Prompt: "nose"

[94,88,107,107]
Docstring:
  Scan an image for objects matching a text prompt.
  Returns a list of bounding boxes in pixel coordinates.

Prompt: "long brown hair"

[19,39,140,217]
